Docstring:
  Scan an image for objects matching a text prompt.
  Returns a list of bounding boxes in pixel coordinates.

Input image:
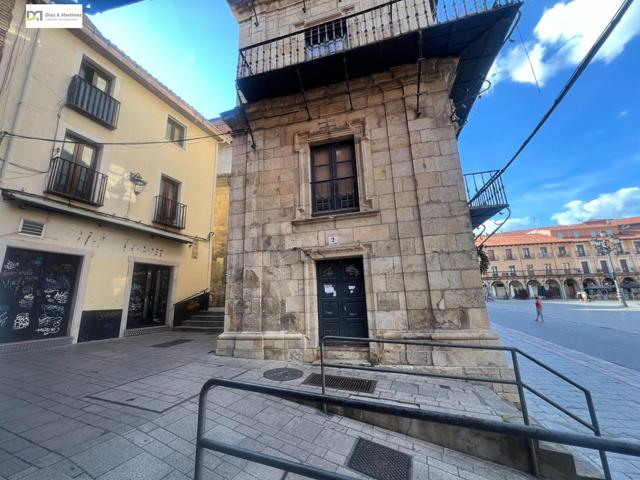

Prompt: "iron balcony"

[153,196,187,229]
[484,268,627,279]
[234,0,521,128]
[45,156,108,207]
[67,75,120,129]
[464,170,509,228]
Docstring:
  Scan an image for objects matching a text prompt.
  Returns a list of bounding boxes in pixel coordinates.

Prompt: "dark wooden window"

[166,117,186,147]
[154,176,186,228]
[311,140,358,215]
[47,133,107,206]
[305,18,348,59]
[79,60,112,94]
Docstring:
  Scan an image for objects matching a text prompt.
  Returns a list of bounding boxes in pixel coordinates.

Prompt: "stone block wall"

[217,59,509,376]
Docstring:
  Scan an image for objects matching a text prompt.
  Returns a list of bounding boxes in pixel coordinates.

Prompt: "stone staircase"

[174,307,224,333]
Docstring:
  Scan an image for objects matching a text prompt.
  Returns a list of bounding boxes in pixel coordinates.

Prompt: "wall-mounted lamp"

[128,172,147,195]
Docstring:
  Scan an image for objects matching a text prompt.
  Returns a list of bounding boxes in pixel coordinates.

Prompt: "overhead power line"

[1,131,219,146]
[469,0,636,205]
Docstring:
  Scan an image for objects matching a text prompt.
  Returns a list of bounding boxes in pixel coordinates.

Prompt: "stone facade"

[218,60,507,371]
[218,0,513,380]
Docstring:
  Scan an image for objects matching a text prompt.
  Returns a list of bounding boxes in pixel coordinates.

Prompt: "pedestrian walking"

[534,296,544,323]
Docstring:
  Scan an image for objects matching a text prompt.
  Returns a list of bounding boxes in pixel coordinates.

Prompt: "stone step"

[174,325,223,333]
[182,319,224,327]
[191,312,224,320]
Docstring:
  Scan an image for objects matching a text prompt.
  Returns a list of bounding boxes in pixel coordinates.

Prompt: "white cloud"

[551,187,640,225]
[490,0,640,87]
[475,216,531,234]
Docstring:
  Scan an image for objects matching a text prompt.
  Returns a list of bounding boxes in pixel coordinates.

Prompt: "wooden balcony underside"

[236,3,521,129]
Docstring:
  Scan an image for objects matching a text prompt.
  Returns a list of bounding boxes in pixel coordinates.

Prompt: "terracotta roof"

[477,216,640,247]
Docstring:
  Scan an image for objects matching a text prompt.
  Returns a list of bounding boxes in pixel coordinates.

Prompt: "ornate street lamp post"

[591,231,628,307]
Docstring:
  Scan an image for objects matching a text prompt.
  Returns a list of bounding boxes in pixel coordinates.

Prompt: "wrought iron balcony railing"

[237,0,517,79]
[153,196,187,229]
[311,177,359,215]
[486,268,595,278]
[45,156,108,206]
[67,75,120,129]
[464,169,509,228]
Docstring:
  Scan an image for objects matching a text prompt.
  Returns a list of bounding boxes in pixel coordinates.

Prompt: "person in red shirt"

[534,296,544,323]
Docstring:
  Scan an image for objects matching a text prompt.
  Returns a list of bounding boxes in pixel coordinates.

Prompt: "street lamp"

[591,231,628,307]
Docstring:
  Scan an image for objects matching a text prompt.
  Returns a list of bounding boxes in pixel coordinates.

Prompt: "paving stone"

[96,453,173,480]
[0,457,30,478]
[70,436,141,478]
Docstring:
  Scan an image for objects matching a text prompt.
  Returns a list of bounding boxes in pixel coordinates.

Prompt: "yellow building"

[0,1,225,350]
[478,217,640,300]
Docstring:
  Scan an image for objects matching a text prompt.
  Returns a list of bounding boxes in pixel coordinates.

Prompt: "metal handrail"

[320,335,612,479]
[194,377,640,480]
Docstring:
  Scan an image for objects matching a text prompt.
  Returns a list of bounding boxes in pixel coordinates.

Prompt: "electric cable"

[468,0,636,205]
[1,131,220,146]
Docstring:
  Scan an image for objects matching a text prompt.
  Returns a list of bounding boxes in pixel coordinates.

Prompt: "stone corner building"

[218,0,521,371]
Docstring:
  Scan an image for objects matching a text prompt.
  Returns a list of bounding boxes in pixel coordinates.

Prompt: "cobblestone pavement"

[0,332,534,480]
[495,323,640,480]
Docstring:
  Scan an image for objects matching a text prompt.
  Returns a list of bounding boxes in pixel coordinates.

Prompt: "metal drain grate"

[348,438,412,480]
[302,373,376,393]
[150,339,193,348]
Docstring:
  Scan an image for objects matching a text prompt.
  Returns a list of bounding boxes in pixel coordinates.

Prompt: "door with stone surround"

[316,257,368,341]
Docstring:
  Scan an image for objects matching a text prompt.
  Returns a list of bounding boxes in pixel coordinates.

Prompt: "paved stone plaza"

[489,300,640,480]
[0,332,534,480]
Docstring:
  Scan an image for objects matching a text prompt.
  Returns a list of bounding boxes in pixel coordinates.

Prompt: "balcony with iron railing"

[464,170,509,228]
[311,177,359,216]
[233,0,521,127]
[486,268,594,278]
[153,196,187,229]
[67,75,120,129]
[45,156,108,207]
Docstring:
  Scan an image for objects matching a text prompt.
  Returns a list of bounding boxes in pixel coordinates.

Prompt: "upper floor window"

[487,250,495,261]
[522,247,531,258]
[491,266,498,277]
[505,248,513,260]
[508,265,516,275]
[154,176,186,229]
[46,132,107,206]
[634,241,640,253]
[311,140,358,215]
[573,231,580,238]
[558,246,567,256]
[166,117,186,148]
[576,244,586,256]
[539,246,548,257]
[79,60,113,94]
[305,19,348,60]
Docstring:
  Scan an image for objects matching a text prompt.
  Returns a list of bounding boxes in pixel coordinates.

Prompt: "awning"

[1,189,193,244]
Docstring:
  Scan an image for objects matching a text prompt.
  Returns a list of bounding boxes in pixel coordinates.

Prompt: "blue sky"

[89,0,640,230]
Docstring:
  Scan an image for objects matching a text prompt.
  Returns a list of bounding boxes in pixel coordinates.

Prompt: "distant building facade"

[479,218,640,300]
[218,0,521,374]
[0,1,225,348]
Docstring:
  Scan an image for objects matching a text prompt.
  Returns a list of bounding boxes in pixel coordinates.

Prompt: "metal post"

[194,382,210,480]
[609,252,627,307]
[585,390,612,480]
[320,337,327,414]
[511,350,540,477]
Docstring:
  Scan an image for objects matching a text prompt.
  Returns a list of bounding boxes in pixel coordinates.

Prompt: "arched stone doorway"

[492,281,507,299]
[583,278,597,289]
[545,279,562,299]
[622,277,639,300]
[564,278,578,299]
[510,280,528,299]
[526,280,540,299]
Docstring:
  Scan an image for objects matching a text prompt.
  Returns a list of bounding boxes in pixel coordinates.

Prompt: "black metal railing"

[464,169,508,209]
[45,156,108,206]
[237,0,516,79]
[153,196,187,229]
[311,177,359,215]
[67,75,120,129]
[194,376,640,480]
[319,336,614,479]
[173,289,209,328]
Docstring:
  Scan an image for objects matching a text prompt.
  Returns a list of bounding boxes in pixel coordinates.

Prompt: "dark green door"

[0,248,80,344]
[316,257,368,340]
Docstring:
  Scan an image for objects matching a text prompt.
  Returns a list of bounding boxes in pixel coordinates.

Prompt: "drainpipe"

[0,27,41,185]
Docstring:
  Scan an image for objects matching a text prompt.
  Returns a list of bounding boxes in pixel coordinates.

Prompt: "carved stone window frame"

[293,118,374,221]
